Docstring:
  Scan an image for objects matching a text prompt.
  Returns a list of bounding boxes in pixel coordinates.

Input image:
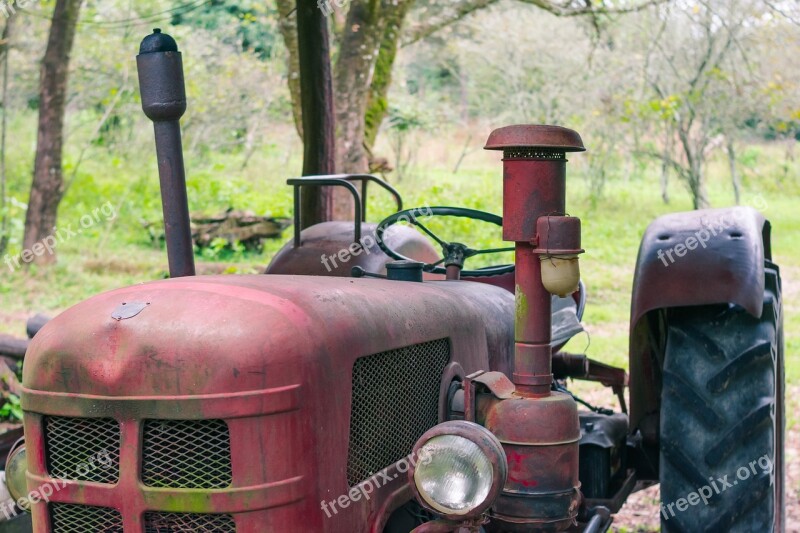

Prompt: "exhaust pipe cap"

[484,124,585,152]
[139,28,179,54]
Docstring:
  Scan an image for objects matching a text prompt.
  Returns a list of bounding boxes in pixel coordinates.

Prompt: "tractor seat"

[266,221,441,277]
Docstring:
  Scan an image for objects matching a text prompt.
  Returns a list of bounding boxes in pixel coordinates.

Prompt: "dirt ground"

[610,386,800,532]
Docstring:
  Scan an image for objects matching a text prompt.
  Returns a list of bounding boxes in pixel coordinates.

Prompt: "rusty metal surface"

[473,371,516,400]
[583,469,636,515]
[411,519,477,532]
[484,125,585,152]
[22,275,514,532]
[290,177,363,245]
[513,244,553,393]
[291,174,403,225]
[463,271,515,293]
[533,216,584,255]
[501,161,566,243]
[628,206,767,434]
[479,125,582,531]
[482,392,581,531]
[486,127,582,393]
[552,353,628,412]
[266,221,441,277]
[630,206,766,325]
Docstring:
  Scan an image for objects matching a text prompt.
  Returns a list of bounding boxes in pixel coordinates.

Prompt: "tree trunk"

[688,163,709,209]
[364,0,414,148]
[330,0,391,219]
[296,0,335,229]
[660,158,670,204]
[677,125,709,210]
[22,0,83,263]
[660,131,670,204]
[726,139,740,205]
[277,0,303,139]
[0,16,13,256]
[334,1,386,175]
[279,0,412,220]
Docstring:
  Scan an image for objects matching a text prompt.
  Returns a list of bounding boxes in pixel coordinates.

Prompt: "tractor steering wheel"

[376,206,515,277]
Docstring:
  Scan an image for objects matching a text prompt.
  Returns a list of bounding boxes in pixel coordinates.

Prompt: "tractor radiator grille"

[142,419,232,488]
[44,417,120,483]
[143,511,236,532]
[50,503,123,532]
[346,338,451,486]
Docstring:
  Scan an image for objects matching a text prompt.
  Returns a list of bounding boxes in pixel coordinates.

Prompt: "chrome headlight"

[5,438,28,506]
[409,420,506,520]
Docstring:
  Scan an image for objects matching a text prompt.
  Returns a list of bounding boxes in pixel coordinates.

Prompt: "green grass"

[1,129,797,384]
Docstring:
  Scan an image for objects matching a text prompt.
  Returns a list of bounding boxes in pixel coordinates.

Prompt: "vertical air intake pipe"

[481,125,586,531]
[136,29,195,277]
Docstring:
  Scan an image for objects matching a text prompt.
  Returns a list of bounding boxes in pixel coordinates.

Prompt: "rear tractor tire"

[659,262,783,532]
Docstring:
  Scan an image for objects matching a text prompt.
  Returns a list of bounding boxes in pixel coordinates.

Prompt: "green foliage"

[171,0,280,60]
[386,105,425,132]
[0,361,24,423]
[199,238,247,261]
[0,394,23,422]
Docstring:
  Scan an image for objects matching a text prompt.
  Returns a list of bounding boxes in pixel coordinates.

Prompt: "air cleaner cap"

[484,124,585,152]
[139,28,179,54]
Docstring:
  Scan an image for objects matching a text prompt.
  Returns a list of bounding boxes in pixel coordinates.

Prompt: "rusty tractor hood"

[20,276,514,531]
[23,275,513,397]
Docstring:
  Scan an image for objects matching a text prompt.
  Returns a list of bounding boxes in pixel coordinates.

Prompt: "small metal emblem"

[111,301,150,320]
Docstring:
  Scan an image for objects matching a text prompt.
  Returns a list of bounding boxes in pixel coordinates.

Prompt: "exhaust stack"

[136,29,195,277]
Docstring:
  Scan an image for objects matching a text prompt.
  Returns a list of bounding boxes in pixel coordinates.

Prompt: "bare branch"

[763,0,800,25]
[403,0,667,47]
[635,149,689,180]
[516,0,667,18]
[403,0,500,46]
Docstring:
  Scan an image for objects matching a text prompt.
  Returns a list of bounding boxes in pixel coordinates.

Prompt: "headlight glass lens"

[5,446,27,503]
[413,434,493,515]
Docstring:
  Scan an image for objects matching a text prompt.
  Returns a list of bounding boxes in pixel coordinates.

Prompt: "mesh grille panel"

[44,417,120,483]
[142,419,232,488]
[50,503,123,532]
[347,338,450,486]
[503,148,566,159]
[144,512,236,532]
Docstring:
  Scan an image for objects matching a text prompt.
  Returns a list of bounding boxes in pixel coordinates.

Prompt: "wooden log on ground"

[144,209,291,251]
[191,209,291,250]
[0,335,27,359]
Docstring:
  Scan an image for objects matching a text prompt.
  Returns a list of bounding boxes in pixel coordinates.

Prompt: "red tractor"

[2,30,783,533]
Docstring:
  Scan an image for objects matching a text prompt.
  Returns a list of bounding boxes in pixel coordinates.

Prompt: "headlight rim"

[408,420,507,521]
[5,437,28,505]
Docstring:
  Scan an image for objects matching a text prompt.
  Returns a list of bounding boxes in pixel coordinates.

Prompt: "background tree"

[296,0,336,228]
[0,16,13,256]
[22,0,83,263]
[279,0,664,218]
[635,0,762,208]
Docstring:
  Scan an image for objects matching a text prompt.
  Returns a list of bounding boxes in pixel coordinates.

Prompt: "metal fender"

[628,206,772,439]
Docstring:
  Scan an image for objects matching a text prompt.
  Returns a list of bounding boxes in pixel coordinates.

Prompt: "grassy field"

[0,127,798,386]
